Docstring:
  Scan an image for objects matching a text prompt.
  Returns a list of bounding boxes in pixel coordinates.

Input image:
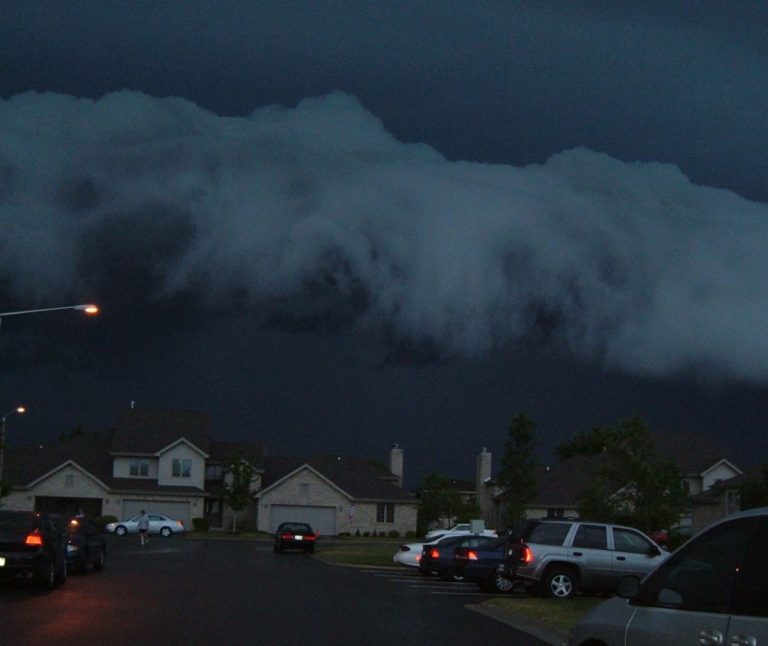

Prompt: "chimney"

[476,448,492,520]
[389,443,404,488]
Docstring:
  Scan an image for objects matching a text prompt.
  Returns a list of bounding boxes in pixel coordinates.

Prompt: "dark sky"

[1,1,767,488]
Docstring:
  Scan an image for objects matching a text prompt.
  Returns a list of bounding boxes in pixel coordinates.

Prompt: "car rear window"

[0,512,36,533]
[525,522,571,545]
[280,523,312,533]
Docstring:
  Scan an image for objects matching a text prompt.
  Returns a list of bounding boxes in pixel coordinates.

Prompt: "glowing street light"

[0,303,99,333]
[0,406,26,487]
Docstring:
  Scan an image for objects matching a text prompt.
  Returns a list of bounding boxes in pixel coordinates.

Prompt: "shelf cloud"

[2,90,766,380]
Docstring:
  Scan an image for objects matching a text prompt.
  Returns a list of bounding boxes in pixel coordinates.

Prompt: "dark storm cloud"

[1,89,767,382]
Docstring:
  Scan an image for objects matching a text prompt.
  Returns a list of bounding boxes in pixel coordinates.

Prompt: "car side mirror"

[616,576,641,599]
[647,545,661,557]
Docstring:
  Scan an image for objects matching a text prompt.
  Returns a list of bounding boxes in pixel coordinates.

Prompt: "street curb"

[466,603,567,646]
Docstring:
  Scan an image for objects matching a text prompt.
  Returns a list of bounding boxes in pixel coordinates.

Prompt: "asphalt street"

[0,535,552,645]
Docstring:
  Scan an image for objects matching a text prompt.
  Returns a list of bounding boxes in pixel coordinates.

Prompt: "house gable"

[258,464,353,500]
[26,460,111,496]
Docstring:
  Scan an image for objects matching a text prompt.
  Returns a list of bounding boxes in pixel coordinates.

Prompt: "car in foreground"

[453,535,515,593]
[419,534,496,580]
[54,516,106,573]
[503,518,667,599]
[0,510,68,590]
[569,506,768,645]
[273,522,317,553]
[105,513,186,537]
[394,528,498,568]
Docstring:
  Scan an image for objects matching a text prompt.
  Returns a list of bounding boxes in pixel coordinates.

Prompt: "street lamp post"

[0,303,99,333]
[0,406,26,489]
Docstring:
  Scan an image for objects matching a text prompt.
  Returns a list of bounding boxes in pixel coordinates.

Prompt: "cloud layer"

[2,90,766,380]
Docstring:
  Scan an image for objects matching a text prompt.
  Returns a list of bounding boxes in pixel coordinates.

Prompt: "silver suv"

[502,518,667,599]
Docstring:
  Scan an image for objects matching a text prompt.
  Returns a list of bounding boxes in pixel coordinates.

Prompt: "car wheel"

[160,527,172,538]
[38,557,56,590]
[490,571,515,593]
[115,525,127,537]
[93,548,105,572]
[543,567,578,599]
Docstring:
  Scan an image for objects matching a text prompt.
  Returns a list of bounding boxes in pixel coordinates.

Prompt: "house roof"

[208,441,265,470]
[652,431,733,475]
[110,409,211,455]
[261,454,415,502]
[5,431,115,487]
[690,464,765,504]
[526,454,614,508]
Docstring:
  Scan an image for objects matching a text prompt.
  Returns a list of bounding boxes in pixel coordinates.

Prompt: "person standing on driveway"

[138,510,150,546]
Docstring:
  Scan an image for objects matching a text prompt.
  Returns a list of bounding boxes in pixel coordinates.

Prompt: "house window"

[376,503,395,523]
[130,458,149,476]
[172,459,192,478]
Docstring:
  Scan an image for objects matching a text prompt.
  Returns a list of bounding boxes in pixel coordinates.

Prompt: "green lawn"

[316,540,400,566]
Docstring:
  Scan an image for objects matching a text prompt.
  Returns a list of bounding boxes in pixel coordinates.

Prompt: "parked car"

[569,506,768,645]
[273,522,317,553]
[419,534,496,580]
[424,523,497,540]
[105,513,186,537]
[503,518,667,599]
[453,535,515,593]
[0,510,68,590]
[52,516,106,573]
[394,528,497,568]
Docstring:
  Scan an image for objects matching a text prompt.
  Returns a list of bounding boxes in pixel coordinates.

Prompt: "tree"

[739,464,768,510]
[564,416,687,533]
[220,458,257,533]
[416,472,477,535]
[495,413,538,530]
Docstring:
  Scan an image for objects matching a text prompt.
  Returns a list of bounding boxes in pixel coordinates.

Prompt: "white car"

[424,523,497,540]
[393,528,498,568]
[105,513,186,537]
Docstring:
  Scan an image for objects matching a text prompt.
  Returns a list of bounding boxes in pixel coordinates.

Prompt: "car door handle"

[616,556,626,561]
[698,629,724,645]
[572,551,582,557]
[729,634,757,646]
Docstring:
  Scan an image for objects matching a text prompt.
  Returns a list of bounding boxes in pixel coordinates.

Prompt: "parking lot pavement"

[355,566,566,645]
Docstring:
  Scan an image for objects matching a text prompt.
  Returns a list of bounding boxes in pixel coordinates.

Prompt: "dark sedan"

[0,510,68,590]
[453,535,515,593]
[273,522,317,553]
[419,534,497,581]
[58,517,106,573]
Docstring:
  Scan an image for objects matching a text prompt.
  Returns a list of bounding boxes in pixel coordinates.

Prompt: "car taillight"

[521,545,534,563]
[281,532,294,540]
[428,548,440,559]
[304,533,317,542]
[466,550,479,561]
[25,532,44,547]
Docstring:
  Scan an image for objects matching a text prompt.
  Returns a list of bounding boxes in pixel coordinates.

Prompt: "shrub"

[362,531,370,537]
[387,530,400,538]
[192,517,209,532]
[95,515,117,532]
[405,530,417,539]
[378,531,386,537]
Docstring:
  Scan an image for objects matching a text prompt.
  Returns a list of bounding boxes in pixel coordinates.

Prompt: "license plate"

[0,556,5,567]
[294,535,303,540]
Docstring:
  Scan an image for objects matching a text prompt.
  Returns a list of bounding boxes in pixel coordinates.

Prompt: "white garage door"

[123,500,192,527]
[270,505,337,535]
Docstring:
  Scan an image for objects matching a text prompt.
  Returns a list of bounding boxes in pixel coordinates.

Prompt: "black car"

[419,534,496,581]
[273,522,317,553]
[0,510,68,590]
[453,535,515,592]
[52,516,106,573]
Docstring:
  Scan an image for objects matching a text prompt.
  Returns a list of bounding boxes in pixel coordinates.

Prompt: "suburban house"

[688,463,766,530]
[1,408,418,536]
[475,434,746,533]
